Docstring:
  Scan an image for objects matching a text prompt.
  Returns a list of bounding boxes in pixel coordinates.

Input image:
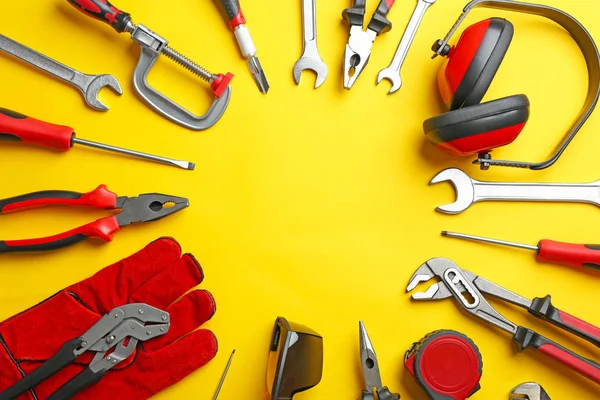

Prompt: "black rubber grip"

[367,0,393,35]
[47,367,107,400]
[0,338,82,400]
[0,235,89,254]
[66,0,132,33]
[342,0,366,27]
[221,0,241,21]
[0,190,82,214]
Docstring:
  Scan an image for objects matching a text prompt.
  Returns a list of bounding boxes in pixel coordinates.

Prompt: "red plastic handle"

[0,108,74,151]
[0,185,118,214]
[66,0,132,33]
[538,240,600,271]
[559,310,600,347]
[538,343,600,384]
[0,216,120,253]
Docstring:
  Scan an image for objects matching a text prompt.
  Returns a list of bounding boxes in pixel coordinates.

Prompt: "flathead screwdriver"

[443,231,600,272]
[0,108,194,170]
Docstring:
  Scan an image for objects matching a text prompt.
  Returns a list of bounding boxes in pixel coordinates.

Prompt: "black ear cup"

[446,18,515,110]
[424,95,530,156]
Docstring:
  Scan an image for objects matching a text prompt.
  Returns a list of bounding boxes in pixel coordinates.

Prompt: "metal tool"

[0,303,169,400]
[219,0,269,93]
[405,330,483,400]
[67,0,233,130]
[342,0,395,90]
[442,231,600,272]
[377,0,435,94]
[0,185,188,253]
[213,350,235,400]
[510,382,551,400]
[359,321,401,400]
[0,107,194,170]
[0,34,122,111]
[407,258,600,384]
[430,168,600,214]
[293,0,328,88]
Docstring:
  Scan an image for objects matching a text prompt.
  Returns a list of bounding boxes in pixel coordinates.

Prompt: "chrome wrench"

[293,0,328,88]
[430,168,600,214]
[377,0,435,94]
[0,34,122,111]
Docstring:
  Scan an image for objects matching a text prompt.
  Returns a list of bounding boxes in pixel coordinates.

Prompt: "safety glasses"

[266,317,323,400]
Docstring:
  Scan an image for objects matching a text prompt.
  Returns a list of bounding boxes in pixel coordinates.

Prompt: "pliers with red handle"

[0,185,188,253]
[407,258,600,385]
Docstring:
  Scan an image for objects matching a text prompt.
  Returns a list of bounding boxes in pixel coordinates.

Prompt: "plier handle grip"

[0,185,188,253]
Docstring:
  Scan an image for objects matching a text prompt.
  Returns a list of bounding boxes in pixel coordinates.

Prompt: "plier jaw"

[116,193,189,226]
[344,27,375,90]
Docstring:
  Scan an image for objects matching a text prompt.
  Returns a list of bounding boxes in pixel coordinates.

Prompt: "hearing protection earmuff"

[424,0,600,170]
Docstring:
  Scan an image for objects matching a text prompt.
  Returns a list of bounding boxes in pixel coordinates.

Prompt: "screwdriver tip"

[248,56,270,94]
[188,162,196,171]
[441,231,448,236]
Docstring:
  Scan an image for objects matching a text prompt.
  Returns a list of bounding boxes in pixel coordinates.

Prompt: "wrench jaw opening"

[293,56,329,89]
[376,68,401,95]
[84,74,124,112]
[430,168,475,214]
[510,382,550,400]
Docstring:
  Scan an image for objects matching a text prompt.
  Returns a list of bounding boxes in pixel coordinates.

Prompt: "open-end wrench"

[377,0,435,94]
[293,0,328,88]
[510,382,551,400]
[0,34,122,111]
[430,168,600,214]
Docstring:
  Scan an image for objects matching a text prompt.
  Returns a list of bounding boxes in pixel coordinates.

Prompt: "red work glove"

[0,237,217,400]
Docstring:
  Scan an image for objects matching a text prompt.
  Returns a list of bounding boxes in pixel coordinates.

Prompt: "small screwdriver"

[0,108,194,170]
[443,231,600,272]
[219,0,269,94]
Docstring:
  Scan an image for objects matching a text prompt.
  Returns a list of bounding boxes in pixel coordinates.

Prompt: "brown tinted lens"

[277,330,323,399]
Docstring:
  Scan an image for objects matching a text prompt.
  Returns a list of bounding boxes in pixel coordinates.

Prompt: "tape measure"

[404,330,483,400]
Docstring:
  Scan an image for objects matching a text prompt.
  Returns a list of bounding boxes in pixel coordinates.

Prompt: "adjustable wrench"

[293,0,328,88]
[377,0,435,94]
[431,168,600,214]
[510,382,551,400]
[0,34,122,111]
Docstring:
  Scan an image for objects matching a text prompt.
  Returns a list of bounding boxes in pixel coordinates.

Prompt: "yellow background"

[1,0,599,398]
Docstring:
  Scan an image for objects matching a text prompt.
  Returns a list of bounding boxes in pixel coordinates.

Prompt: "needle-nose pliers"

[359,321,401,400]
[0,185,188,253]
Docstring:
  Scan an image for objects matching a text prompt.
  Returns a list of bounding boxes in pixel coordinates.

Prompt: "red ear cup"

[438,18,514,110]
[424,95,530,156]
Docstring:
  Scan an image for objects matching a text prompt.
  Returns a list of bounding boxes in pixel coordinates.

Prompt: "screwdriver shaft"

[442,231,539,252]
[213,350,235,400]
[73,138,195,170]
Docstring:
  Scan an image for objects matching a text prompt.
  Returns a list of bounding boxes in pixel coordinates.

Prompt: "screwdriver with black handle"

[443,231,600,272]
[0,108,194,170]
[218,0,269,94]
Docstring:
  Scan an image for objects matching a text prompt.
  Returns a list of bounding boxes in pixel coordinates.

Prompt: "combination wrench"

[431,168,600,214]
[0,34,122,111]
[377,0,435,94]
[293,0,328,88]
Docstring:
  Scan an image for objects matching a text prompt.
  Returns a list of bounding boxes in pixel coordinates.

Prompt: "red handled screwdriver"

[443,231,600,272]
[0,108,194,170]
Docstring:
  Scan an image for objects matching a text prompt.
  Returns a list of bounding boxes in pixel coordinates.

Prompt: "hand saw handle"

[66,0,132,33]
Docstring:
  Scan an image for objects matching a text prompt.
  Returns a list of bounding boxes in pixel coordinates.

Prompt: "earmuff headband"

[433,0,600,170]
